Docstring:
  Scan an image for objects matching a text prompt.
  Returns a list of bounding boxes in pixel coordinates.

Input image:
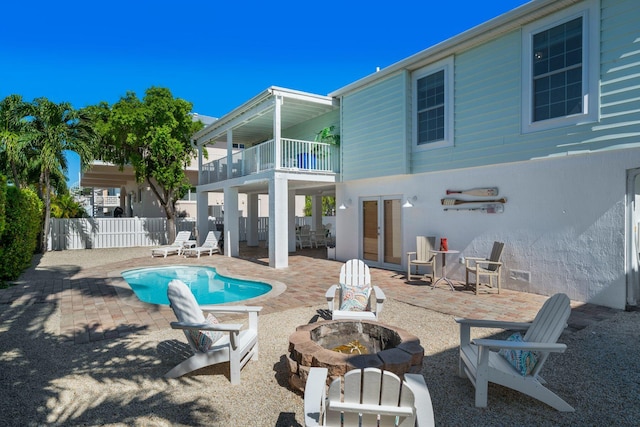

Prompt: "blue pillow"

[339,284,371,312]
[498,332,538,376]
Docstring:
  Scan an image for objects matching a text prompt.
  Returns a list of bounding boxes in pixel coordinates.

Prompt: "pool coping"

[108,264,287,309]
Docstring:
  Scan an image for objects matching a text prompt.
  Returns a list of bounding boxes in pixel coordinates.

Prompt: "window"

[522,0,599,132]
[413,58,453,150]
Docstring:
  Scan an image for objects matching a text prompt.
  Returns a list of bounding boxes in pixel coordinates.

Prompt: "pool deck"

[2,244,621,345]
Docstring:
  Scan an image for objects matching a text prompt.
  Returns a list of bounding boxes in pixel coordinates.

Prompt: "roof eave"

[329,0,582,98]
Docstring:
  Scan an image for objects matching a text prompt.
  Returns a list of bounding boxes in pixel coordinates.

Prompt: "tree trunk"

[40,171,51,253]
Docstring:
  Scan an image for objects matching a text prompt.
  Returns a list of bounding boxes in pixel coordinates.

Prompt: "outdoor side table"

[430,249,460,291]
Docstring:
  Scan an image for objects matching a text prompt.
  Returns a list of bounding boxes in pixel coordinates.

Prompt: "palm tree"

[0,94,29,188]
[22,98,96,252]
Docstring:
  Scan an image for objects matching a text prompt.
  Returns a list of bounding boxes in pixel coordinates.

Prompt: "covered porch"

[193,86,340,269]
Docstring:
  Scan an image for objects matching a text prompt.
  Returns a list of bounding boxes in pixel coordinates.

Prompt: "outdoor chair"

[304,367,435,426]
[465,241,504,294]
[326,259,385,321]
[183,230,221,258]
[407,236,437,283]
[455,293,574,411]
[151,230,192,258]
[165,279,262,385]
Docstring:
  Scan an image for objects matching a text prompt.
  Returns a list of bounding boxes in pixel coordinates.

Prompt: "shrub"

[0,186,43,281]
[0,175,5,236]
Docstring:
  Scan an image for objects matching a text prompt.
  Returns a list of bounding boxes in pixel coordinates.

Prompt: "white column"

[289,189,297,252]
[274,95,282,169]
[311,194,323,231]
[246,193,259,247]
[269,173,288,268]
[224,187,239,257]
[227,129,233,179]
[196,190,209,245]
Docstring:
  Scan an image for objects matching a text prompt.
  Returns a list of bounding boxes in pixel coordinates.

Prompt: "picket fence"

[48,216,332,251]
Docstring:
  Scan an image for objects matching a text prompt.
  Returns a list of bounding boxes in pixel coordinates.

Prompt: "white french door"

[361,196,402,268]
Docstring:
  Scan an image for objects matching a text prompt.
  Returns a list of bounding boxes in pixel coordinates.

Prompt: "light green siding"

[343,0,640,177]
[340,72,409,181]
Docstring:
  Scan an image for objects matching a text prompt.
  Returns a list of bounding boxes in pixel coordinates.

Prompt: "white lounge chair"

[151,230,192,258]
[304,367,435,427]
[456,293,574,411]
[165,279,262,385]
[325,259,386,321]
[183,231,221,258]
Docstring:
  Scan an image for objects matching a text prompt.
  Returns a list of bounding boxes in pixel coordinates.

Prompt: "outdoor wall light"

[402,196,417,208]
[338,198,352,210]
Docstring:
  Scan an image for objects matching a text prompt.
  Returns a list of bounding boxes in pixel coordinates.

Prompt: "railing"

[200,138,339,185]
[94,195,120,206]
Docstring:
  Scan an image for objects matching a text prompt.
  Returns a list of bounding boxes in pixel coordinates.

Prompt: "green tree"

[21,98,96,252]
[303,196,336,216]
[0,94,30,188]
[89,87,203,242]
[51,192,88,218]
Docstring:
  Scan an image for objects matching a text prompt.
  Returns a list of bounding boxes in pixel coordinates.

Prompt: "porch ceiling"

[81,163,135,188]
[194,86,338,147]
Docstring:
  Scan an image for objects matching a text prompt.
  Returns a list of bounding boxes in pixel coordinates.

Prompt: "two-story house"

[196,0,639,310]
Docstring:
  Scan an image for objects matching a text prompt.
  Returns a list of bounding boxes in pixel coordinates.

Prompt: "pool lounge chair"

[165,279,262,385]
[151,231,192,258]
[183,231,221,258]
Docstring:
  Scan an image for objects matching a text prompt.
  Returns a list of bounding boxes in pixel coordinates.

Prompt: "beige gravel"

[1,250,639,426]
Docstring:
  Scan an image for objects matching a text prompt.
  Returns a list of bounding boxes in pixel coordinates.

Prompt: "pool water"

[121,266,271,305]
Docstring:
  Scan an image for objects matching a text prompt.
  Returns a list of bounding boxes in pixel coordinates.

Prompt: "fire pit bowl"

[287,320,424,392]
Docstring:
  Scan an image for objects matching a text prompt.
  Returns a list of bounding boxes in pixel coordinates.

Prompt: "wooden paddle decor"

[444,204,504,213]
[441,197,507,206]
[446,187,498,197]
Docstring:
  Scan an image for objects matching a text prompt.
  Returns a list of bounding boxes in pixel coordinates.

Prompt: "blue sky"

[1,0,530,184]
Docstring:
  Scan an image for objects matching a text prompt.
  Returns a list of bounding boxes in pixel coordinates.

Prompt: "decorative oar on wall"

[445,187,498,197]
[441,187,506,213]
[441,197,507,206]
[444,204,504,214]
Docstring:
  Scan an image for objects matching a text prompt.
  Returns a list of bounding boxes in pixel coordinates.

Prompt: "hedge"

[0,185,43,281]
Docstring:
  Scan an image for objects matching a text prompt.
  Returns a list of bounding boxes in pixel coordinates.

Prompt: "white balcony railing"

[200,138,339,185]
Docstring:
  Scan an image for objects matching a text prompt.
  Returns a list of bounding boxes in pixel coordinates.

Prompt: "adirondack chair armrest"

[472,260,502,269]
[456,317,532,347]
[455,317,532,330]
[304,367,328,427]
[472,338,568,353]
[404,373,436,427]
[372,285,386,302]
[169,321,243,333]
[326,284,339,311]
[464,256,485,265]
[198,305,262,314]
[407,251,417,260]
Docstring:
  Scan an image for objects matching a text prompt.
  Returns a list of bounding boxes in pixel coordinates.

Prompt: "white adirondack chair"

[455,293,574,411]
[183,230,221,258]
[325,259,386,320]
[151,230,192,258]
[165,279,262,385]
[304,367,435,427]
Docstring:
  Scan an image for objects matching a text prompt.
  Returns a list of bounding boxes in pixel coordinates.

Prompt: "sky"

[0,0,531,185]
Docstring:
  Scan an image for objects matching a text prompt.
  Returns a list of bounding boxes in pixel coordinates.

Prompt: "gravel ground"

[1,249,639,426]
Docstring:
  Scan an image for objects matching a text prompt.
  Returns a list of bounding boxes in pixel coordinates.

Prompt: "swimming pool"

[121,266,272,305]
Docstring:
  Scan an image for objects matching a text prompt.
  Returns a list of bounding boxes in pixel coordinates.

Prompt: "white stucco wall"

[336,147,640,309]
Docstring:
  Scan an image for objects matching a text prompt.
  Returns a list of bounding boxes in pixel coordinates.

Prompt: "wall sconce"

[402,196,417,208]
[338,198,352,210]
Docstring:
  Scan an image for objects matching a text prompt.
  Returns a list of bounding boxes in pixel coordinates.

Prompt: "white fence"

[48,216,334,250]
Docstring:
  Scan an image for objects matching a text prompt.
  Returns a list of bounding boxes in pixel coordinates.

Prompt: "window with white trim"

[522,0,599,132]
[413,58,453,150]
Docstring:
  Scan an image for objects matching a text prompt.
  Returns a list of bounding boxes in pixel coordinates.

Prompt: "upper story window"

[413,57,454,150]
[522,0,599,133]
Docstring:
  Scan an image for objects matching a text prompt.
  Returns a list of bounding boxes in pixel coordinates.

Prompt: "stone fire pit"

[287,320,424,392]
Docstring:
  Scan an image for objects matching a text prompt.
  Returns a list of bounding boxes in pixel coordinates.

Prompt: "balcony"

[200,138,339,185]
